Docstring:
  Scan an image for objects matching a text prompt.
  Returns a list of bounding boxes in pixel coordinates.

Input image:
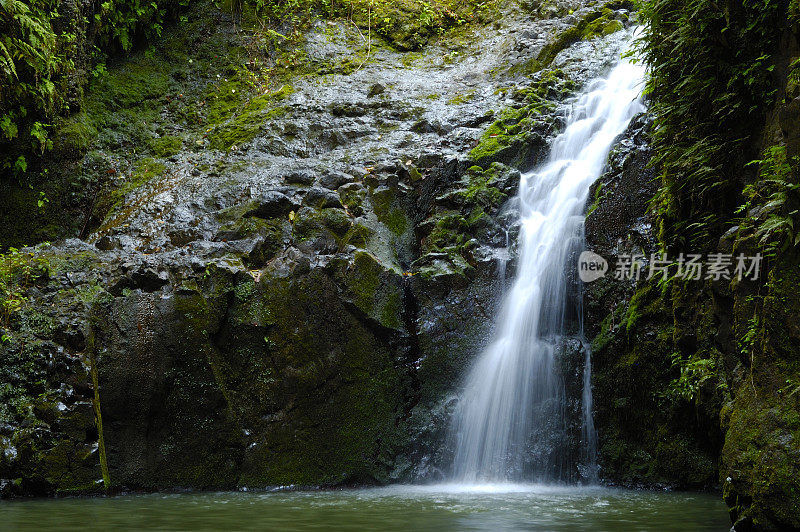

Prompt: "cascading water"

[451,52,646,483]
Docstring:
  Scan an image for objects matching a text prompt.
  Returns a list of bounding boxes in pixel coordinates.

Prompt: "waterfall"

[451,54,646,483]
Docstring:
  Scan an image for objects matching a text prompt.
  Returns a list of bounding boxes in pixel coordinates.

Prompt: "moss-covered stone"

[52,113,98,159]
[148,135,183,158]
[469,69,574,168]
[348,0,501,51]
[94,157,167,225]
[339,183,367,216]
[371,186,408,236]
[515,3,629,74]
[591,276,723,490]
[204,266,407,486]
[720,251,800,530]
[458,165,510,210]
[293,207,353,244]
[205,83,293,151]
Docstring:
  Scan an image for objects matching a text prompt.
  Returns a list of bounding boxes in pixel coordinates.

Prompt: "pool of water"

[0,484,730,531]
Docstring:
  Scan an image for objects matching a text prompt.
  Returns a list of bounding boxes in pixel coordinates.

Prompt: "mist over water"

[451,56,646,483]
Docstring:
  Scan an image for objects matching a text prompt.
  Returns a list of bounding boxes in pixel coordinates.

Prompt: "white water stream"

[451,55,646,482]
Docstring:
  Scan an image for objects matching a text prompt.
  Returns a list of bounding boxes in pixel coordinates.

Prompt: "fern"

[637,0,786,251]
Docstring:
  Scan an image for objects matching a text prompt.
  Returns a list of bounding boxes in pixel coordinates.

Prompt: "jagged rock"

[303,187,344,209]
[319,170,353,189]
[286,170,316,186]
[245,191,297,219]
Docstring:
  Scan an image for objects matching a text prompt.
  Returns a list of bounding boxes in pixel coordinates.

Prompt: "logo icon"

[578,251,608,283]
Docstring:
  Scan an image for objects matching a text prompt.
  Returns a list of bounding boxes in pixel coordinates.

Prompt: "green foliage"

[664,351,723,403]
[637,0,787,250]
[0,0,57,176]
[0,0,183,179]
[0,247,46,329]
[247,0,499,50]
[739,145,800,256]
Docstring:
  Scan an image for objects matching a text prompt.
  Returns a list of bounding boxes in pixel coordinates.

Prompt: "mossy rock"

[335,250,404,329]
[205,82,293,151]
[208,268,407,486]
[458,165,511,210]
[469,69,574,168]
[94,157,167,222]
[293,207,353,242]
[721,251,800,529]
[351,0,499,51]
[371,186,408,236]
[592,279,721,490]
[52,113,98,158]
[148,135,183,158]
[339,183,367,216]
[516,5,628,74]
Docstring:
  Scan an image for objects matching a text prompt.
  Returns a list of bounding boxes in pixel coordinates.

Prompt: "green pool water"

[0,484,730,531]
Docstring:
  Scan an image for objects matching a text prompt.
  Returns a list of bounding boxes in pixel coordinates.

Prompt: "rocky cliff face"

[0,0,637,495]
[4,1,799,529]
[584,115,724,491]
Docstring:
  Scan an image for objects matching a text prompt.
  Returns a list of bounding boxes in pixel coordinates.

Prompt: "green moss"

[514,5,627,74]
[426,211,471,250]
[351,251,383,312]
[347,0,500,51]
[84,59,173,149]
[401,51,425,67]
[459,165,509,210]
[723,385,800,529]
[338,223,373,249]
[53,113,98,158]
[583,15,624,38]
[90,157,168,231]
[337,251,404,329]
[149,135,183,158]
[371,187,408,236]
[469,69,574,167]
[719,252,800,529]
[205,84,293,151]
[446,92,474,105]
[591,304,626,352]
[339,185,367,216]
[591,274,722,490]
[208,268,406,486]
[112,158,166,211]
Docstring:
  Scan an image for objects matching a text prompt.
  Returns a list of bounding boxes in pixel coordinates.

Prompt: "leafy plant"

[664,351,723,403]
[0,0,57,175]
[637,0,786,250]
[738,145,800,256]
[0,247,46,328]
[0,0,184,178]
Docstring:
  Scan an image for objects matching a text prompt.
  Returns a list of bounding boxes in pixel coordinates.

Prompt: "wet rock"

[319,170,353,189]
[0,2,648,496]
[95,236,118,251]
[168,229,200,247]
[244,191,297,219]
[303,187,343,209]
[367,83,386,97]
[285,170,316,186]
[129,267,170,292]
